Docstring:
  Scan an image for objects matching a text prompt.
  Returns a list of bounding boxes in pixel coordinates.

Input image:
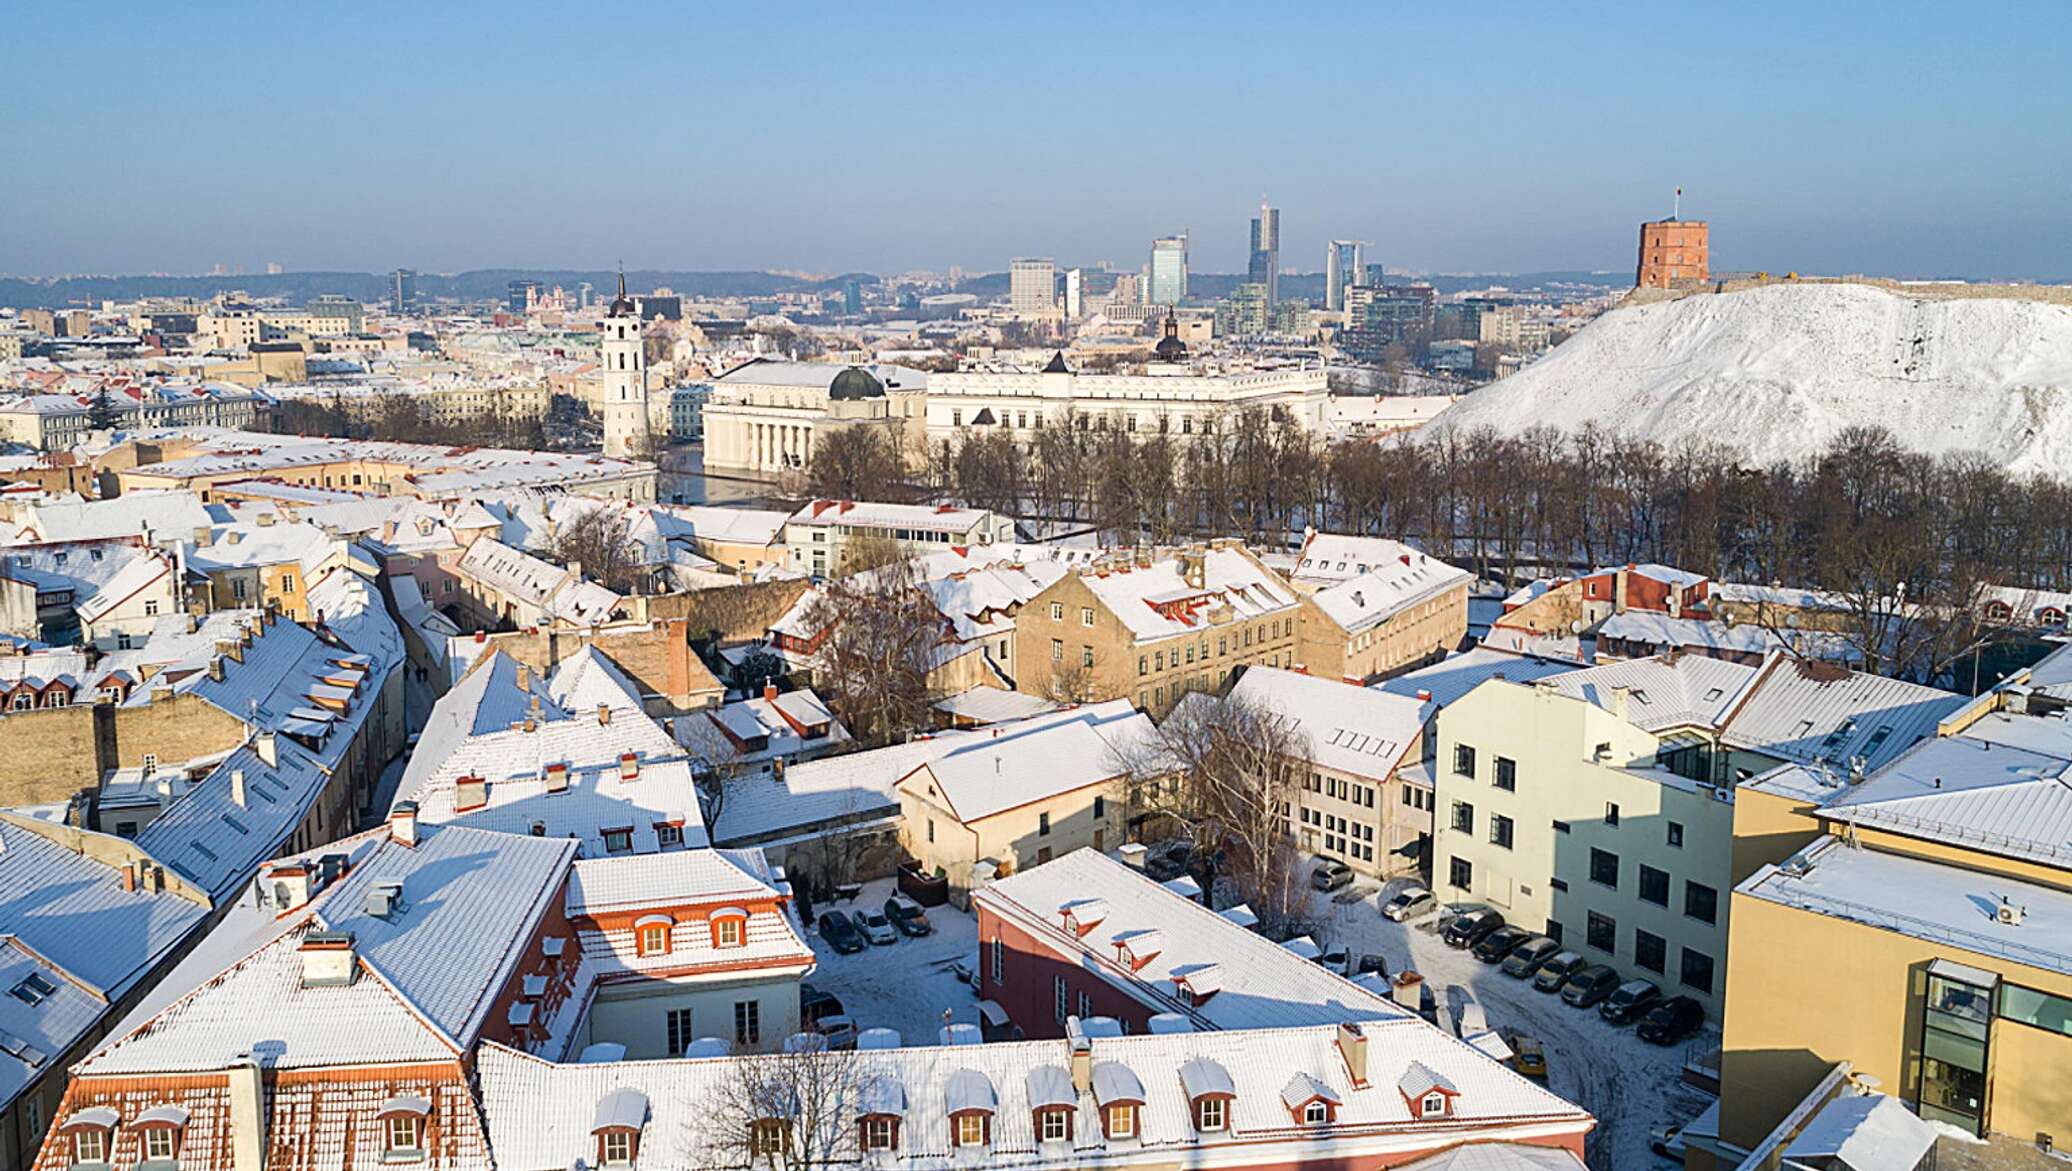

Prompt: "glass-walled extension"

[1914,960,1996,1134]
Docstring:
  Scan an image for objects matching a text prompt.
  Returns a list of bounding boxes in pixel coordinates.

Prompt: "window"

[1195,1097,1227,1132]
[1494,756,1516,791]
[1050,602,1063,621]
[385,1115,423,1158]
[1638,865,1670,907]
[861,1117,897,1151]
[602,828,633,854]
[1589,848,1619,889]
[1421,1091,1448,1117]
[734,999,761,1045]
[1076,990,1093,1019]
[143,599,159,617]
[1685,881,1718,924]
[1451,801,1474,834]
[990,938,1004,983]
[751,1120,786,1156]
[1054,975,1069,1024]
[1999,984,2072,1037]
[1490,814,1514,850]
[713,916,743,948]
[1680,948,1715,994]
[1138,656,1147,676]
[1037,1108,1070,1143]
[1452,744,1476,778]
[666,1008,695,1055]
[1448,856,1473,890]
[1051,639,1063,661]
[73,1129,107,1166]
[1081,646,1093,668]
[638,923,670,955]
[1303,1100,1329,1125]
[955,1114,987,1147]
[600,1131,634,1166]
[1552,819,1571,834]
[1666,821,1684,849]
[1092,796,1105,819]
[142,1127,177,1162]
[1586,911,1616,953]
[656,823,683,848]
[11,972,58,1005]
[1549,877,1568,892]
[280,574,295,592]
[1105,1104,1137,1139]
[1081,607,1095,627]
[1604,802,1620,826]
[1038,812,1051,836]
[1635,929,1667,974]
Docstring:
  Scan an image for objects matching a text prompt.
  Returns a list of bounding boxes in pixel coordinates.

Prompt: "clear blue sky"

[3,1,2067,279]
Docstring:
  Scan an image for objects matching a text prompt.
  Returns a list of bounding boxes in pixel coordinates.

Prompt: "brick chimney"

[454,775,488,812]
[596,703,612,726]
[619,753,640,782]
[227,1054,267,1171]
[389,801,420,847]
[543,761,569,793]
[1336,1021,1369,1088]
[763,681,778,703]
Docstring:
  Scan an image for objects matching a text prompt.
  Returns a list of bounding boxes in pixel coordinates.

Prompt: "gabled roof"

[1376,648,1574,709]
[903,702,1152,823]
[1821,734,2072,867]
[1216,667,1430,783]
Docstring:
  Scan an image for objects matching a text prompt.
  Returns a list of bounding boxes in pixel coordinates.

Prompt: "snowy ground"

[1310,878,1718,1171]
[802,877,986,1046]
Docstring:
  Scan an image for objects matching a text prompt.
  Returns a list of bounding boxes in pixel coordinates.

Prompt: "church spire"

[608,262,635,318]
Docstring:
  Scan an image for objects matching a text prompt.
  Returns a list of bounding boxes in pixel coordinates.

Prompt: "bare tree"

[835,532,905,577]
[1042,658,1099,706]
[806,427,906,501]
[677,709,752,826]
[1113,688,1313,936]
[548,505,650,595]
[696,1044,865,1170]
[805,563,948,746]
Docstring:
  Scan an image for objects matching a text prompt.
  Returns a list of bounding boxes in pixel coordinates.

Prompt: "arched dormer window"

[709,906,749,949]
[374,1094,433,1162]
[133,1104,190,1163]
[1024,1066,1074,1144]
[58,1108,118,1167]
[593,1088,649,1167]
[944,1069,996,1148]
[1090,1061,1144,1140]
[635,915,674,957]
[1179,1057,1235,1133]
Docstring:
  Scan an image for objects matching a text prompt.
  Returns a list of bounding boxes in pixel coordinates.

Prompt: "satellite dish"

[1853,1074,1883,1092]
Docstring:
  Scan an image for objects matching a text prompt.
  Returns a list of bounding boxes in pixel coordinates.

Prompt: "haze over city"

[4,0,2069,279]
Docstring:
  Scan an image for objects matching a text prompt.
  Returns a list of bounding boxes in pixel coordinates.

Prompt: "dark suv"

[1560,964,1621,1008]
[1442,907,1507,949]
[1637,996,1706,1044]
[1599,979,1664,1025]
[1471,925,1532,963]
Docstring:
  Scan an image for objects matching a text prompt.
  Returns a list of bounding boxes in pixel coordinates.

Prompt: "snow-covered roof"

[652,503,790,549]
[1376,648,1575,709]
[1394,1143,1588,1170]
[1077,546,1298,643]
[932,685,1060,725]
[1595,611,1858,662]
[1545,654,1756,732]
[1739,837,2072,978]
[903,701,1152,822]
[1779,1091,1938,1170]
[788,498,996,534]
[565,848,811,979]
[1308,557,1474,636]
[977,850,1413,1032]
[1821,734,2072,867]
[543,644,646,714]
[459,537,624,626]
[9,490,210,544]
[1215,667,1431,782]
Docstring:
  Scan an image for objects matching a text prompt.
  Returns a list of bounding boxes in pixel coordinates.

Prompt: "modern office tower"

[1325,241,1365,311]
[506,279,541,314]
[1009,257,1057,314]
[1148,234,1189,305]
[843,277,866,315]
[1248,199,1280,306]
[578,281,594,309]
[1063,268,1084,319]
[388,269,418,314]
[1361,262,1387,287]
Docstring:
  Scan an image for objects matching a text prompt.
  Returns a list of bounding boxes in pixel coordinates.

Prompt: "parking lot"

[802,877,987,1046]
[1311,878,1718,1171]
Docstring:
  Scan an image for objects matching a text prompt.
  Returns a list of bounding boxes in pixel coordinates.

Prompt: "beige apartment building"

[1011,541,1301,713]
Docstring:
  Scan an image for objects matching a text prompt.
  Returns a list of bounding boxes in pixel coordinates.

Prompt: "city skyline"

[2,2,2068,280]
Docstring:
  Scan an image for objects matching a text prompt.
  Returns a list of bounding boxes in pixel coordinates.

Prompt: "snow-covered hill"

[1425,282,2072,474]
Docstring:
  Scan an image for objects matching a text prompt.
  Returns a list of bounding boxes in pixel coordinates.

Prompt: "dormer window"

[945,1069,996,1148]
[602,828,633,854]
[1399,1061,1460,1120]
[1196,1096,1227,1131]
[953,1114,988,1148]
[600,1131,635,1166]
[1304,1100,1329,1124]
[859,1116,898,1151]
[1180,1057,1235,1133]
[635,915,674,957]
[1035,1108,1071,1143]
[751,1119,789,1156]
[134,1104,189,1164]
[376,1094,432,1161]
[1104,1103,1138,1139]
[592,1087,648,1167]
[1421,1091,1449,1117]
[711,907,748,949]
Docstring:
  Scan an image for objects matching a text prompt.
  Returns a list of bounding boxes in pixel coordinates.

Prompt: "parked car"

[1442,907,1507,949]
[1310,859,1354,891]
[884,896,933,938]
[1316,948,1349,973]
[1532,951,1587,993]
[1509,1035,1548,1081]
[1649,1125,1687,1160]
[1559,964,1622,1008]
[949,960,976,987]
[1637,996,1707,1045]
[817,911,865,954]
[851,908,898,946]
[814,1013,859,1050]
[1599,979,1664,1025]
[1382,885,1435,922]
[1500,935,1564,977]
[1354,953,1391,978]
[1471,925,1532,963]
[800,984,846,1027]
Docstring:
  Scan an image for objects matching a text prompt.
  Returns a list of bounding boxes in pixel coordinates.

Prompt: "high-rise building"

[1248,200,1280,306]
[506,279,541,314]
[1148,234,1188,306]
[1361,262,1387,287]
[843,277,866,315]
[1009,258,1057,315]
[599,269,651,459]
[578,281,594,309]
[388,269,418,314]
[1063,268,1084,319]
[1325,240,1365,311]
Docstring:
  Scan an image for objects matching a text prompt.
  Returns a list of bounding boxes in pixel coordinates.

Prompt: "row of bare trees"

[268,391,548,449]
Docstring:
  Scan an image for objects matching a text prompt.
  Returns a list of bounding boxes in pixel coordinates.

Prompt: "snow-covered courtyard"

[802,877,987,1045]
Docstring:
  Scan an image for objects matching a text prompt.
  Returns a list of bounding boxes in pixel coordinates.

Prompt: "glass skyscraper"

[1325,241,1364,311]
[1149,234,1188,306]
[1248,200,1280,306]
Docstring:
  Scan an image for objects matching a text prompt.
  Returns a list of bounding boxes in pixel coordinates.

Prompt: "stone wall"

[0,695,247,808]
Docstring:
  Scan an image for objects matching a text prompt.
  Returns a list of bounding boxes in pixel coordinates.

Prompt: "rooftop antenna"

[1673,186,1683,221]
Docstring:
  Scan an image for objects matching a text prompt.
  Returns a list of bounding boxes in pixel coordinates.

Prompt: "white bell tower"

[600,267,650,458]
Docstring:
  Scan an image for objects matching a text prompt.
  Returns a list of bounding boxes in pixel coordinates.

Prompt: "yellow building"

[1704,649,2072,1166]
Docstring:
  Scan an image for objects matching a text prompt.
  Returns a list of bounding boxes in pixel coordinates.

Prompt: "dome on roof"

[828,366,885,401]
[1154,308,1188,362]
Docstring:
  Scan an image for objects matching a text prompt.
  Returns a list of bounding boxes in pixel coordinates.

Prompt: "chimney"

[267,863,312,909]
[543,761,570,793]
[231,770,247,809]
[1609,685,1630,722]
[1117,842,1148,870]
[208,655,225,682]
[516,663,530,689]
[619,752,640,782]
[217,637,243,664]
[1336,1021,1369,1088]
[1391,970,1424,1015]
[254,732,278,768]
[1416,689,1433,702]
[122,862,137,892]
[389,801,420,847]
[597,703,612,726]
[298,930,356,986]
[1068,1028,1093,1093]
[454,774,488,811]
[227,1054,267,1171]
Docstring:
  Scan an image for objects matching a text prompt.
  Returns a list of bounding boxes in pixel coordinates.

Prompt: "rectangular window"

[1196,1097,1226,1132]
[1638,864,1670,907]
[1604,802,1620,826]
[990,938,1004,983]
[1039,1110,1069,1142]
[1051,639,1063,661]
[1999,984,2072,1037]
[1092,796,1105,819]
[1685,881,1718,924]
[1138,656,1147,676]
[1038,812,1051,836]
[1050,602,1063,620]
[734,999,761,1045]
[862,1117,896,1151]
[1081,646,1093,668]
[1054,975,1069,1024]
[1451,801,1474,834]
[1452,744,1476,778]
[1494,756,1516,791]
[385,1116,421,1156]
[656,823,683,848]
[1680,948,1715,994]
[1489,814,1513,850]
[1552,819,1571,834]
[1589,848,1619,889]
[74,1130,106,1165]
[666,1007,695,1055]
[1081,607,1095,627]
[144,1129,175,1162]
[1667,821,1684,849]
[1106,1104,1136,1138]
[956,1115,987,1147]
[602,828,633,854]
[1635,929,1667,974]
[1448,856,1473,890]
[1549,876,1569,892]
[1077,990,1093,1019]
[1586,911,1616,953]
